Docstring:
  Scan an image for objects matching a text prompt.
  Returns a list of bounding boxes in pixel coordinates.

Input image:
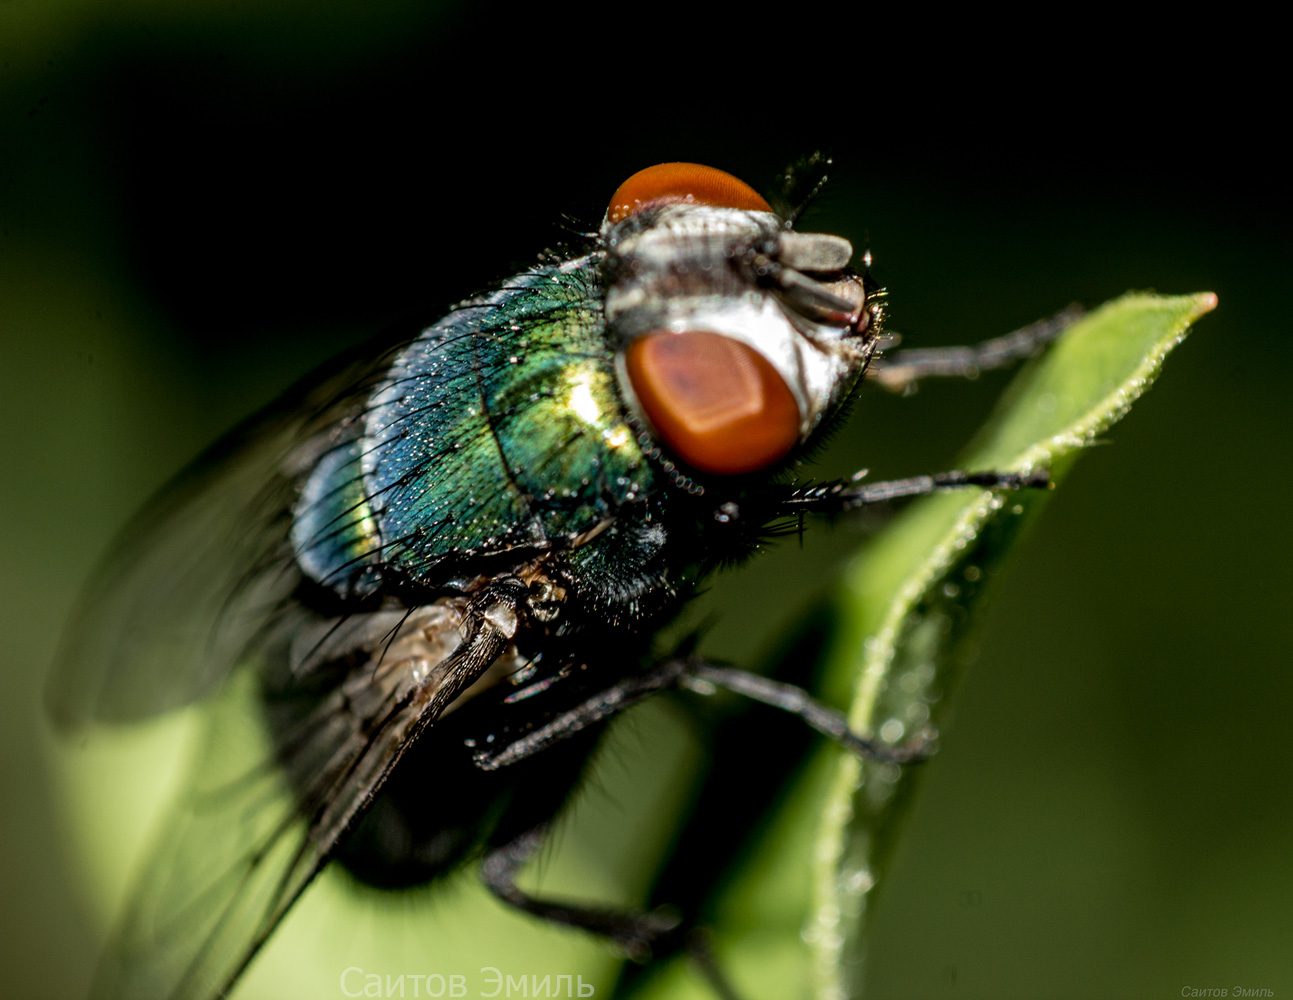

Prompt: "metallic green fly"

[51,161,1065,999]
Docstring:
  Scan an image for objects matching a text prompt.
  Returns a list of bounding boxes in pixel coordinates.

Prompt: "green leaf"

[625,292,1216,1000]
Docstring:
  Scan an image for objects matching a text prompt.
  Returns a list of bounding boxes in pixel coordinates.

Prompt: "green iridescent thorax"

[342,256,656,587]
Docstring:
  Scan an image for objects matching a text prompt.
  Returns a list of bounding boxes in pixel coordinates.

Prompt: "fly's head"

[602,163,882,482]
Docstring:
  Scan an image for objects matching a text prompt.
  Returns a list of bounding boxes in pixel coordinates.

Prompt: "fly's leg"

[475,656,924,995]
[779,467,1051,517]
[471,658,691,771]
[482,828,744,999]
[480,826,682,960]
[761,303,1075,518]
[681,663,934,763]
[868,303,1082,392]
[471,656,928,771]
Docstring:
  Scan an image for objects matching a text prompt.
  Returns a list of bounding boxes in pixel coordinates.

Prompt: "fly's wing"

[93,603,506,1000]
[48,351,388,729]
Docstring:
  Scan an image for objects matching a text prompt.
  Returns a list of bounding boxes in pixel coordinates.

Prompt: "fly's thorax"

[290,261,669,602]
[287,164,878,616]
[601,200,878,478]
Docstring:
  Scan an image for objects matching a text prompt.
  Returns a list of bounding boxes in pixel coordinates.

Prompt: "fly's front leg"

[777,467,1051,517]
[869,303,1082,392]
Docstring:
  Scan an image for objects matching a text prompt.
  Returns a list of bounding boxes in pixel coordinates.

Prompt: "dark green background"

[2,5,1288,998]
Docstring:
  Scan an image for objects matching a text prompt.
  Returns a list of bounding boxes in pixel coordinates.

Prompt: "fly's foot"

[841,722,940,765]
[609,905,684,962]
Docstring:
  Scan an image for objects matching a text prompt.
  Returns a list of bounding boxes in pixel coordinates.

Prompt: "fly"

[50,161,1070,999]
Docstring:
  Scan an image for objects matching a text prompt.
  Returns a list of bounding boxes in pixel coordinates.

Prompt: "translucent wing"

[48,351,387,728]
[92,602,512,1000]
[51,287,609,995]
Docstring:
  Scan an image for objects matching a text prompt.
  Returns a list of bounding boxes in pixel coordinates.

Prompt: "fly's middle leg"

[470,655,932,771]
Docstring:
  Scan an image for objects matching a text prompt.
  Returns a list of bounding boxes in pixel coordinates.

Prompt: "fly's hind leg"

[481,828,744,999]
[869,303,1082,392]
[480,826,682,961]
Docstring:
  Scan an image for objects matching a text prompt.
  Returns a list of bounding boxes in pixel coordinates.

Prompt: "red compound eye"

[625,331,801,476]
[606,163,772,224]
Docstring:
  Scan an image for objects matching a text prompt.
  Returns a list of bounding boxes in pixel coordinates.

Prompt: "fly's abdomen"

[291,435,385,598]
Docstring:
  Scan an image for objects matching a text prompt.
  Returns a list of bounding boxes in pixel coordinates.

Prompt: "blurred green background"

[2,4,1289,998]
